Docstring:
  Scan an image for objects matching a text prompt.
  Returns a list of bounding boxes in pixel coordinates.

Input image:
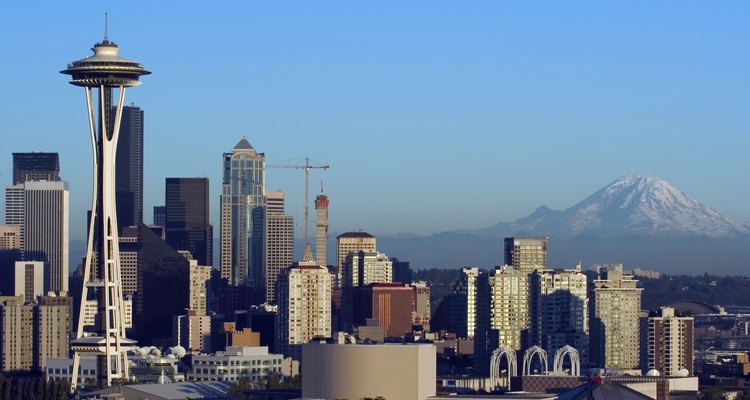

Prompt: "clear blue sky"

[1,1,748,241]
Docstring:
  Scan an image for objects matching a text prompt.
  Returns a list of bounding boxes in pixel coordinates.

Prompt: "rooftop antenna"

[320,180,324,193]
[104,13,109,42]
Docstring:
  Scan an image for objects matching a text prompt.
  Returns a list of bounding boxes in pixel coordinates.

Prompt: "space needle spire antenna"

[62,24,150,391]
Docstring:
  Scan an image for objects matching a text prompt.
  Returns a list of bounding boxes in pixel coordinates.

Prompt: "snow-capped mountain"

[506,175,749,238]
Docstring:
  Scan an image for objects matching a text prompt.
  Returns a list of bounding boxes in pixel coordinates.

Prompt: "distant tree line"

[0,374,69,400]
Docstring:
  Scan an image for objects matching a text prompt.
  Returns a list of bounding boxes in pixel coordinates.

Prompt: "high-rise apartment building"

[451,267,479,339]
[336,232,376,285]
[315,193,329,266]
[276,249,332,360]
[165,178,213,266]
[489,266,531,351]
[646,307,694,376]
[0,295,70,372]
[115,104,144,228]
[12,152,60,185]
[5,180,69,292]
[504,237,548,273]
[188,259,211,315]
[529,266,589,361]
[590,266,643,370]
[265,191,293,303]
[221,137,266,288]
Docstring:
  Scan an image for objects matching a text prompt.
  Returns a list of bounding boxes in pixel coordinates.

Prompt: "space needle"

[61,19,149,390]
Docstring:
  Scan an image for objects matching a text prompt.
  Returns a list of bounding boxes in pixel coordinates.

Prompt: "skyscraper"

[276,248,332,360]
[221,137,266,289]
[646,307,694,376]
[12,152,60,185]
[5,180,69,292]
[265,191,293,303]
[115,104,144,228]
[488,266,531,351]
[315,193,329,266]
[451,267,479,339]
[590,266,643,370]
[165,178,212,266]
[504,237,548,273]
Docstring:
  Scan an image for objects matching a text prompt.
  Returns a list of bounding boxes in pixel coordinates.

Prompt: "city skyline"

[0,2,748,242]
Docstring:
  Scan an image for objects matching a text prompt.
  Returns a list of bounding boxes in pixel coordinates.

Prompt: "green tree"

[227,377,254,399]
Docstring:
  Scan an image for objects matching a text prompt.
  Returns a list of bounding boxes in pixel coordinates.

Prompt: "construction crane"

[267,158,330,249]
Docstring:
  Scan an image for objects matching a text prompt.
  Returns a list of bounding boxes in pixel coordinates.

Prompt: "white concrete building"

[189,346,283,382]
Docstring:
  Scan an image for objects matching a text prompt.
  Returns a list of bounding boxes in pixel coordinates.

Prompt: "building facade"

[14,261,43,302]
[336,232,376,284]
[114,104,144,228]
[174,310,212,354]
[359,283,414,337]
[0,225,21,250]
[165,177,212,267]
[0,295,70,372]
[6,180,69,293]
[452,267,479,339]
[504,237,548,273]
[275,253,332,360]
[490,266,531,351]
[265,191,293,303]
[302,342,436,400]
[529,266,589,361]
[315,193,329,266]
[590,267,643,370]
[189,346,283,382]
[12,152,60,185]
[412,281,431,331]
[647,307,694,376]
[221,137,266,288]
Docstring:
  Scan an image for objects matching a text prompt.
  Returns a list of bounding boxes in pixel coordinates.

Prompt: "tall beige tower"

[591,266,643,370]
[276,247,332,360]
[489,266,530,350]
[315,193,329,266]
[265,191,293,303]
